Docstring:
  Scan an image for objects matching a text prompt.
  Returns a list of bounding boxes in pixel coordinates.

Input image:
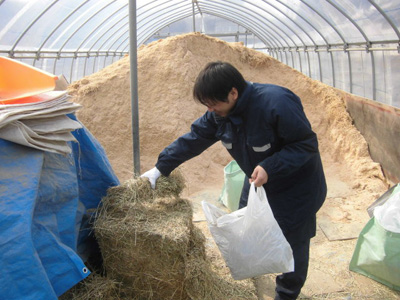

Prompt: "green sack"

[349,216,400,291]
[219,160,245,212]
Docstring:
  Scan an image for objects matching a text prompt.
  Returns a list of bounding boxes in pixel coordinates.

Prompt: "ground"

[188,151,400,300]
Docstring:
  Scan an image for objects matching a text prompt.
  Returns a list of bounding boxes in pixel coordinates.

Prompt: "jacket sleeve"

[258,90,320,180]
[156,112,219,176]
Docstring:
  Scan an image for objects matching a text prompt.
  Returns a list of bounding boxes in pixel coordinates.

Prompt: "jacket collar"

[226,81,253,125]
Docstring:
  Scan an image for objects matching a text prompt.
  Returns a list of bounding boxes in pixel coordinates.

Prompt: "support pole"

[192,0,196,32]
[129,0,140,175]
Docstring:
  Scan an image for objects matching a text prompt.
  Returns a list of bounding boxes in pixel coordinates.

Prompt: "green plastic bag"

[219,161,245,212]
[349,187,400,291]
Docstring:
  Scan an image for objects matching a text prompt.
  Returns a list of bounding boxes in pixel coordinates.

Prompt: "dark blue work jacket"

[156,82,327,231]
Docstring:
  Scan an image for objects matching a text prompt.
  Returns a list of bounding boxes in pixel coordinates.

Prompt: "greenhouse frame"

[1,0,399,108]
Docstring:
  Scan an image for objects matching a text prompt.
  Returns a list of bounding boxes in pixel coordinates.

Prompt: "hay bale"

[94,171,257,300]
[59,273,121,300]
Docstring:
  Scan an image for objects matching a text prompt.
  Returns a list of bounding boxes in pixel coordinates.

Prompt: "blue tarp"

[0,115,119,299]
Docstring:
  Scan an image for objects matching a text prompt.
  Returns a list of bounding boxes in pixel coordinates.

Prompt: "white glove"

[140,167,161,189]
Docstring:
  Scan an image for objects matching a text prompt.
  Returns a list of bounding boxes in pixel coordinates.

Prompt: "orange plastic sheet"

[0,57,57,105]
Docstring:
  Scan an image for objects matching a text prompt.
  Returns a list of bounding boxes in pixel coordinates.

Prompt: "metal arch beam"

[275,0,328,45]
[124,11,196,51]
[113,3,192,53]
[367,0,400,101]
[193,0,202,14]
[201,1,301,48]
[89,1,162,53]
[197,9,280,49]
[205,9,293,66]
[271,3,314,76]
[89,19,129,52]
[138,14,262,46]
[326,0,370,43]
[256,0,318,73]
[298,0,346,83]
[136,9,277,51]
[236,0,312,72]
[138,17,191,47]
[124,6,278,54]
[137,14,193,47]
[137,0,189,31]
[138,2,192,46]
[202,11,282,52]
[132,3,290,65]
[103,27,130,54]
[274,0,330,77]
[120,4,287,68]
[325,0,376,98]
[134,0,176,41]
[58,1,117,52]
[200,2,296,66]
[93,19,129,51]
[199,2,294,49]
[82,16,128,76]
[298,0,348,86]
[209,12,278,49]
[299,0,346,44]
[36,1,288,57]
[111,1,202,54]
[243,0,311,46]
[59,0,119,82]
[200,0,303,67]
[368,0,400,39]
[34,1,90,67]
[136,2,192,46]
[10,0,58,53]
[76,4,128,52]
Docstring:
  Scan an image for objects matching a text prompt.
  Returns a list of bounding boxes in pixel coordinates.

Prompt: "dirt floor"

[187,151,399,300]
[68,33,400,299]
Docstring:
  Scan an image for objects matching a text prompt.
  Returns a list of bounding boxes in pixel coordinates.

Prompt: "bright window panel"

[319,51,334,87]
[331,50,350,92]
[350,51,373,100]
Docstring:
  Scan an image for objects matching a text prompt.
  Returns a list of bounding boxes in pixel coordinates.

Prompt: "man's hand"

[249,165,268,187]
[140,167,161,189]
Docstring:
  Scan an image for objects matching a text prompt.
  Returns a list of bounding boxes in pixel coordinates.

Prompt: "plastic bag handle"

[247,182,274,220]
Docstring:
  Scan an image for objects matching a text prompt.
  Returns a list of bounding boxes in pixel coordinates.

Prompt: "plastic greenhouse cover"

[0,115,119,299]
[0,0,399,106]
[0,0,399,53]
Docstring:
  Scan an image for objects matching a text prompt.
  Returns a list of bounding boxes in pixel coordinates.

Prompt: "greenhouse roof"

[1,0,399,106]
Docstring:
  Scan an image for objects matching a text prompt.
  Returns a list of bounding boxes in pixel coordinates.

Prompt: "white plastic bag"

[202,183,294,280]
[374,189,400,233]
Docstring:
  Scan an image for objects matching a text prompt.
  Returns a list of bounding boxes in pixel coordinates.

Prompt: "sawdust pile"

[68,32,387,195]
[92,172,256,300]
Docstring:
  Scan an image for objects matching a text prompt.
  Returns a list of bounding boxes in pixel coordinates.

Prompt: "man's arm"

[141,112,218,190]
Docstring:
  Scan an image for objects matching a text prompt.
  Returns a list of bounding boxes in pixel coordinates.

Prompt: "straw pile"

[59,273,121,300]
[92,171,257,300]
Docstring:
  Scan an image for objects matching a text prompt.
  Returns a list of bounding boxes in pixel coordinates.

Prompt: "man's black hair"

[193,61,247,106]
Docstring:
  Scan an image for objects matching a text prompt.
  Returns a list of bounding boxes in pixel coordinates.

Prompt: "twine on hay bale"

[94,170,257,300]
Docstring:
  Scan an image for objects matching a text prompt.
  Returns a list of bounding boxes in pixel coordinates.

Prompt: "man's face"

[205,87,238,117]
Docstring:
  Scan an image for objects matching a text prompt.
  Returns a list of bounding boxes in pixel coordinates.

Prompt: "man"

[141,61,327,300]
